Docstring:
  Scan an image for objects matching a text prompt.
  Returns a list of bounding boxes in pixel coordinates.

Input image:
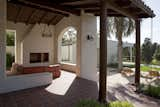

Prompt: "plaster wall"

[7,22,55,67]
[80,14,98,81]
[0,72,52,93]
[22,24,55,67]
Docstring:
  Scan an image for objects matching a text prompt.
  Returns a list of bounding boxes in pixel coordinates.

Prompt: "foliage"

[141,38,153,64]
[151,59,160,65]
[108,17,135,71]
[108,63,118,68]
[76,100,133,107]
[140,84,160,99]
[6,53,14,69]
[62,28,77,46]
[154,46,160,61]
[140,66,160,72]
[6,31,15,46]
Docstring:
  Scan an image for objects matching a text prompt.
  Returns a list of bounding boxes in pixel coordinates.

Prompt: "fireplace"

[30,53,49,63]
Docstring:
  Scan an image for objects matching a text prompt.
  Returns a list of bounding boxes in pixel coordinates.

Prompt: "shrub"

[140,84,160,99]
[6,53,14,69]
[76,100,133,107]
[108,63,118,68]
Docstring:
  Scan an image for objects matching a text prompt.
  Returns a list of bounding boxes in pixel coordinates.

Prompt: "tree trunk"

[118,36,123,72]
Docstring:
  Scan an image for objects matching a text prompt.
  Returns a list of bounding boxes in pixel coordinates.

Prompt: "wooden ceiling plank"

[8,1,69,17]
[26,9,37,25]
[14,6,23,23]
[106,0,137,19]
[19,0,80,16]
[38,12,48,24]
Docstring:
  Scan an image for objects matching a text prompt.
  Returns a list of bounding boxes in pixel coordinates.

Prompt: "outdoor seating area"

[0,0,159,107]
[7,63,61,78]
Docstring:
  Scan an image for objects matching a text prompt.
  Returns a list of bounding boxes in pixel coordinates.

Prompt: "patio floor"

[0,71,160,107]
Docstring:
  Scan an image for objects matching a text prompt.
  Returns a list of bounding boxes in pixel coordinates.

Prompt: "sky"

[98,0,160,44]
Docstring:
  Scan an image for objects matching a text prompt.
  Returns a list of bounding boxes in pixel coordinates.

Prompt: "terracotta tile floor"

[0,71,160,107]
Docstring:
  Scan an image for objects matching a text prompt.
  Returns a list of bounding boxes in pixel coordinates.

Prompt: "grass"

[140,84,160,99]
[76,100,134,107]
[140,66,160,72]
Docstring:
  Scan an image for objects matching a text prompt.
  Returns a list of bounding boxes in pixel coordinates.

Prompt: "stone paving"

[0,71,160,107]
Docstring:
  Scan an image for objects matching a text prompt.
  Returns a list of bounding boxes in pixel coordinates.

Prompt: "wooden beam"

[8,1,69,17]
[38,12,47,24]
[135,19,141,88]
[18,0,80,16]
[26,9,37,25]
[47,15,56,25]
[99,0,107,103]
[106,0,137,19]
[14,6,23,23]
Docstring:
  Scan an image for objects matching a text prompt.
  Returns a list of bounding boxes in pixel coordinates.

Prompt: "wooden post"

[99,0,107,103]
[135,19,141,87]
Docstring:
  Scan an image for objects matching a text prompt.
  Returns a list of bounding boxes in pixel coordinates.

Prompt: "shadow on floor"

[0,77,98,107]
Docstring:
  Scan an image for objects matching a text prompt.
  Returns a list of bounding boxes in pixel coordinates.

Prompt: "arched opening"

[58,27,77,65]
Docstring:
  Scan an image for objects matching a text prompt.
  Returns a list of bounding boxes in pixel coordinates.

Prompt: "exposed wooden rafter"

[8,1,68,17]
[26,9,37,25]
[106,0,137,19]
[18,0,80,16]
[38,12,47,24]
[14,6,23,23]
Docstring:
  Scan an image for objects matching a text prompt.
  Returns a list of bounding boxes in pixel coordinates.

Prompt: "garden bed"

[76,100,133,107]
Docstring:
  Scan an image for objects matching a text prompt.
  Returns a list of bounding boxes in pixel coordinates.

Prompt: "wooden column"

[135,19,141,87]
[99,0,107,103]
[0,0,6,79]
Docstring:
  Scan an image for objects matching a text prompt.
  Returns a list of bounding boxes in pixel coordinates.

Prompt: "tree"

[6,31,15,46]
[108,17,135,72]
[154,45,160,61]
[141,38,153,64]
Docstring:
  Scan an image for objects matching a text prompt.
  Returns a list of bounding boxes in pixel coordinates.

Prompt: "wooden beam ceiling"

[26,9,37,25]
[106,0,137,19]
[14,5,23,23]
[8,1,69,17]
[18,0,80,16]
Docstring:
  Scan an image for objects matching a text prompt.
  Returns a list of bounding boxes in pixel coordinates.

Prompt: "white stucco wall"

[22,24,55,67]
[7,22,55,67]
[0,72,52,93]
[80,14,98,81]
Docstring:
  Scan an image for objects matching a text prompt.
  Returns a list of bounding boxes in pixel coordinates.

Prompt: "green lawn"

[141,66,160,72]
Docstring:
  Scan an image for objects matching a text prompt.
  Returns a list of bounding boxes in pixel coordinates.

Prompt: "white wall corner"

[80,13,98,82]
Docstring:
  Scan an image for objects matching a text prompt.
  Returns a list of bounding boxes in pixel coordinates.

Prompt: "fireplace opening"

[30,53,49,63]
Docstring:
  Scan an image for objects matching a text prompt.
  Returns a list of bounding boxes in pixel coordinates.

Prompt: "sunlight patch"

[45,71,76,95]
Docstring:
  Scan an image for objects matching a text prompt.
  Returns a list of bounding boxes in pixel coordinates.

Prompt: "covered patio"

[0,71,160,107]
[0,0,155,105]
